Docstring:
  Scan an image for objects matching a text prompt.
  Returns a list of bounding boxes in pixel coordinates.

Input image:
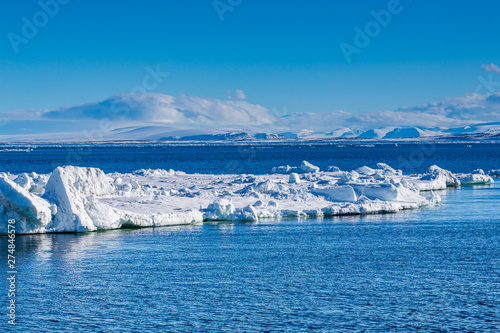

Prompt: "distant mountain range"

[3,91,500,142]
[109,123,500,141]
[1,122,499,142]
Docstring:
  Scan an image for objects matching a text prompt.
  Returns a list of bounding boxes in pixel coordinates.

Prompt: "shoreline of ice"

[0,162,495,235]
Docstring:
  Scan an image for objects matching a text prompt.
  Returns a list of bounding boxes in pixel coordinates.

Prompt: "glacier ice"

[311,185,357,202]
[299,160,320,173]
[289,173,301,184]
[0,162,494,235]
[355,166,376,176]
[0,175,53,234]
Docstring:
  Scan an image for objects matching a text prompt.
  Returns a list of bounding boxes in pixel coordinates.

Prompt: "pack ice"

[0,162,494,235]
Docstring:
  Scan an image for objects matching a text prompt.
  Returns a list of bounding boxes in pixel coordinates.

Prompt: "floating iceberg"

[272,160,320,174]
[414,165,462,190]
[0,175,53,234]
[457,173,494,185]
[0,162,494,235]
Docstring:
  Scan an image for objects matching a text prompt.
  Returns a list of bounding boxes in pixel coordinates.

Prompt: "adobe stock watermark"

[57,64,169,167]
[339,0,408,64]
[82,64,169,142]
[398,142,436,172]
[8,0,71,54]
[6,219,17,326]
[222,105,291,174]
[475,74,500,95]
[264,106,293,134]
[213,0,243,21]
[457,64,500,110]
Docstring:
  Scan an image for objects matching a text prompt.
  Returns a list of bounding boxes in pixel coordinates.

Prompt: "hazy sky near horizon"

[1,0,500,115]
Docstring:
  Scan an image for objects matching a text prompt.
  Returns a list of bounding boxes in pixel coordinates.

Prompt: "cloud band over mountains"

[40,91,500,130]
[1,90,500,136]
[42,93,274,126]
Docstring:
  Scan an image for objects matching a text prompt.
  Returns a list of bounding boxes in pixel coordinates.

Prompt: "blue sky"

[1,0,499,119]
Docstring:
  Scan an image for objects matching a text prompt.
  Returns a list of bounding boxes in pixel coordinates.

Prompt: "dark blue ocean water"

[0,142,499,175]
[1,143,500,332]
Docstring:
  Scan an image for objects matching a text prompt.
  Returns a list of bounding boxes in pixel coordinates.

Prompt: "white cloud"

[482,63,500,75]
[42,92,272,127]
[265,93,500,131]
[0,108,48,120]
[2,91,500,137]
[226,89,247,100]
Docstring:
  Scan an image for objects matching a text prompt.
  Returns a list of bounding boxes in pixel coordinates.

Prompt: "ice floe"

[0,162,494,235]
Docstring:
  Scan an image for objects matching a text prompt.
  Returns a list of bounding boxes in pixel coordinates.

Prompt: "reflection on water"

[0,184,499,332]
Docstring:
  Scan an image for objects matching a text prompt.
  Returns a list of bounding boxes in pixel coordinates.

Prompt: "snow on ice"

[0,161,494,234]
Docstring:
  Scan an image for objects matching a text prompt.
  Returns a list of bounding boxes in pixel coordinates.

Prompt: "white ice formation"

[0,162,494,235]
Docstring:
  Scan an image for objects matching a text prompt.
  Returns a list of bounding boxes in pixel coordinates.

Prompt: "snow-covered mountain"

[382,127,433,139]
[1,122,499,142]
[356,127,396,139]
[2,91,500,142]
